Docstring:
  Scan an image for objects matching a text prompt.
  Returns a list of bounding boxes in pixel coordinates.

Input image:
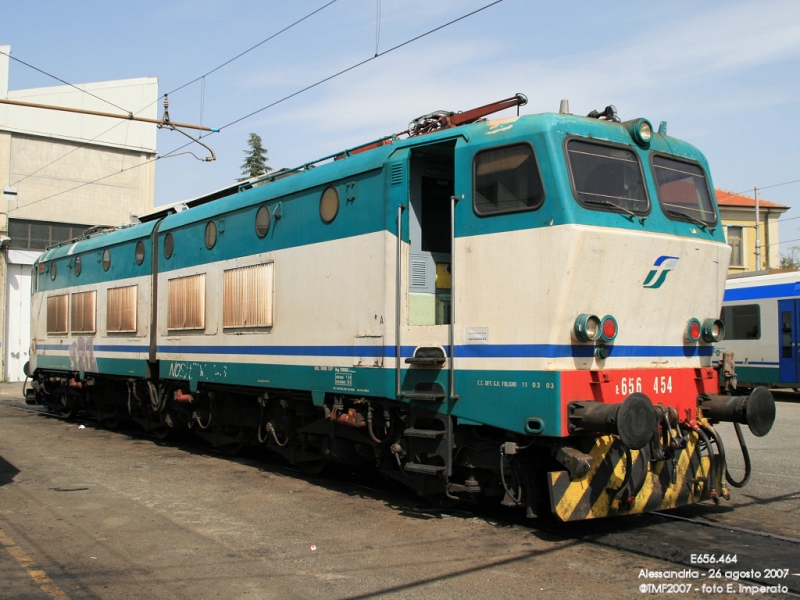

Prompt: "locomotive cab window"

[652,154,716,227]
[474,143,543,215]
[567,139,649,215]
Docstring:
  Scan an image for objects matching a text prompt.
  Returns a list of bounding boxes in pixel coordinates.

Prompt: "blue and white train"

[720,270,800,390]
[25,95,775,521]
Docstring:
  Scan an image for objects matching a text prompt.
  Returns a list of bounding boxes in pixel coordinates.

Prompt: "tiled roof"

[715,189,788,210]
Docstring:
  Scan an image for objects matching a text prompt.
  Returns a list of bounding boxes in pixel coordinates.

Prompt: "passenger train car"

[25,95,775,521]
[720,270,800,389]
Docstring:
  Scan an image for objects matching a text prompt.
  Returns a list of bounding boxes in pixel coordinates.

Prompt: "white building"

[0,45,158,381]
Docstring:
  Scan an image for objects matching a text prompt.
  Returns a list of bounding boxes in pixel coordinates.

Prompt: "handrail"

[449,195,460,401]
[395,204,406,398]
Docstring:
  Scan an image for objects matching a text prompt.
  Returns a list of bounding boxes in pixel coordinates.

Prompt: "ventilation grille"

[410,259,428,289]
[107,285,138,333]
[168,274,206,330]
[390,164,404,187]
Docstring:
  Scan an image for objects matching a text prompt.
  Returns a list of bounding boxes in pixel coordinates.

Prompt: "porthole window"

[255,205,271,238]
[320,186,339,223]
[50,262,57,280]
[135,240,145,265]
[102,249,111,271]
[74,256,82,277]
[205,221,217,250]
[164,233,174,259]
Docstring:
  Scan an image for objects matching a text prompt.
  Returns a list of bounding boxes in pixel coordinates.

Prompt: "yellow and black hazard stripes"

[547,429,718,521]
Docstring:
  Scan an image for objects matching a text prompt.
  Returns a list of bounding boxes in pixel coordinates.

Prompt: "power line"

[4,1,340,191]
[217,0,505,132]
[10,1,506,213]
[165,0,340,98]
[0,48,131,115]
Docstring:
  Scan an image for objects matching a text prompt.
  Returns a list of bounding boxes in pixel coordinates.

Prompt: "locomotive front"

[450,106,777,520]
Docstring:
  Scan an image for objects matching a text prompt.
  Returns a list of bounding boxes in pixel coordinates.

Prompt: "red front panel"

[559,368,719,437]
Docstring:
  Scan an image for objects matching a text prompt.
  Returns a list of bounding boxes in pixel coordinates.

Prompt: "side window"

[47,295,69,334]
[223,263,274,328]
[567,139,648,214]
[720,304,760,340]
[107,285,138,333]
[71,291,97,334]
[473,143,544,215]
[167,274,206,331]
[652,154,716,226]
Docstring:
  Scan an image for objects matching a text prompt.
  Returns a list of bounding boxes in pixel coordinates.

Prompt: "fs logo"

[643,255,679,289]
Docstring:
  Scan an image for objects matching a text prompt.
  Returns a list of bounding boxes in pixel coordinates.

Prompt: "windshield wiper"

[666,209,708,230]
[586,199,646,223]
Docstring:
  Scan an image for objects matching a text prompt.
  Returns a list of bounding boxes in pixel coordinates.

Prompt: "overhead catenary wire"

[10,0,506,213]
[0,48,132,115]
[3,0,341,193]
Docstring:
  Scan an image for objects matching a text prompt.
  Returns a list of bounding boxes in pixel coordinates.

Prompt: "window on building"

[9,219,93,251]
[727,226,744,267]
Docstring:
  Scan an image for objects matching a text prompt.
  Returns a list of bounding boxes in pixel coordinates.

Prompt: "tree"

[780,246,800,270]
[239,133,272,181]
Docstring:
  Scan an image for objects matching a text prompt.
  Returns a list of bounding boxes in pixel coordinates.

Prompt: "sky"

[3,0,800,255]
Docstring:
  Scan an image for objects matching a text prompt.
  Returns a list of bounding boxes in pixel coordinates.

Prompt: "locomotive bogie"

[26,99,775,520]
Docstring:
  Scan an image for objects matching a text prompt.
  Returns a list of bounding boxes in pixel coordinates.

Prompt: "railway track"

[4,396,798,597]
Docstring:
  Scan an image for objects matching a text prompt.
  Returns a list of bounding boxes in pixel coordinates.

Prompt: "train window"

[223,263,274,328]
[164,233,174,259]
[167,274,206,330]
[49,262,57,280]
[46,294,68,334]
[135,240,145,265]
[473,143,544,215]
[205,221,217,250]
[102,249,111,271]
[567,139,649,215]
[720,304,761,340]
[70,291,97,334]
[74,256,82,277]
[107,285,138,333]
[320,186,339,223]
[652,155,716,227]
[255,205,271,238]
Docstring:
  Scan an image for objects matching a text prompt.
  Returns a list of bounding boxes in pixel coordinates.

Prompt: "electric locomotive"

[25,94,775,520]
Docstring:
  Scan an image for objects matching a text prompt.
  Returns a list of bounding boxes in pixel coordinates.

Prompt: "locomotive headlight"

[624,118,653,147]
[686,318,702,342]
[600,315,618,342]
[574,314,602,342]
[702,318,725,343]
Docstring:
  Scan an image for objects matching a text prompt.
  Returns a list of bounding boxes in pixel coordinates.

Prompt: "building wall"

[720,207,783,274]
[0,45,158,380]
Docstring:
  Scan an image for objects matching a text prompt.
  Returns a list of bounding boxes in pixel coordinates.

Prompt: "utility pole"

[754,187,761,271]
